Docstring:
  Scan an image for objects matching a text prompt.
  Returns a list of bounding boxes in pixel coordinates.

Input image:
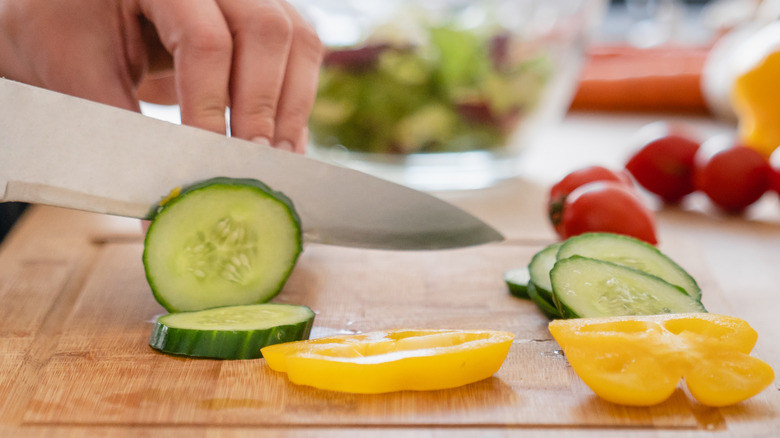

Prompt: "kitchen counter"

[1,112,778,437]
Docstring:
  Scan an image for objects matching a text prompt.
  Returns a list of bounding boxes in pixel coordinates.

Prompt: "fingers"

[138,0,232,135]
[1,0,143,112]
[217,0,322,152]
[216,0,291,146]
[137,0,321,151]
[274,1,323,153]
[137,75,178,105]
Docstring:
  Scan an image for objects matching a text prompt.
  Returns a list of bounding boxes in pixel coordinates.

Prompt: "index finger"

[215,0,292,144]
[138,0,232,134]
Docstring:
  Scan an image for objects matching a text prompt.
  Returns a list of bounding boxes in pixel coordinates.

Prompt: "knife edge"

[2,180,154,218]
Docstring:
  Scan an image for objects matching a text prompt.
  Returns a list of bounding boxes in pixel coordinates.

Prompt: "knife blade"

[0,79,503,250]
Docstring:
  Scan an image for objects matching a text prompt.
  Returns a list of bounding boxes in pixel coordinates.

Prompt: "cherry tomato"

[548,166,633,236]
[773,167,780,196]
[695,144,773,212]
[625,134,700,203]
[561,182,658,245]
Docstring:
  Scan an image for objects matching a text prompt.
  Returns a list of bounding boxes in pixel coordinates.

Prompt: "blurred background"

[3,0,779,238]
[574,0,777,115]
[600,0,723,47]
[289,0,780,189]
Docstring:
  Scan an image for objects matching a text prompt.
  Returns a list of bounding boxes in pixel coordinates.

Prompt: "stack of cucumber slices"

[143,177,314,359]
[506,233,706,319]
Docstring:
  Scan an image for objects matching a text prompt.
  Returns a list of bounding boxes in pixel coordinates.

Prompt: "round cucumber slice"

[551,256,707,318]
[556,232,701,300]
[144,177,302,312]
[149,303,315,359]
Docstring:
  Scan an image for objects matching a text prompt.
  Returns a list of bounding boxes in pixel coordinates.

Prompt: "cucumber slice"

[149,303,315,359]
[556,233,701,300]
[528,242,561,301]
[504,267,531,299]
[143,177,302,312]
[527,282,562,320]
[551,256,707,318]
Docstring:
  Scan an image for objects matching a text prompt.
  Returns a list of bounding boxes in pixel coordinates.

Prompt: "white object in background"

[700,1,780,121]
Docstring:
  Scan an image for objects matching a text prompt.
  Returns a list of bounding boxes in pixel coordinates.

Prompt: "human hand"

[0,0,322,153]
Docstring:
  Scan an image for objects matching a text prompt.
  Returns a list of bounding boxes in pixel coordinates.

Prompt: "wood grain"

[17,241,703,430]
[1,204,777,437]
[1,161,779,438]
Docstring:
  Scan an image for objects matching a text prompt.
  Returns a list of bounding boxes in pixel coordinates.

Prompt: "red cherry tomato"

[695,144,773,212]
[773,167,780,195]
[625,134,700,203]
[560,182,658,245]
[548,166,633,236]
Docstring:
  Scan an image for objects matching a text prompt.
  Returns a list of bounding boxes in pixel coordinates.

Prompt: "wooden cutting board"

[0,201,778,437]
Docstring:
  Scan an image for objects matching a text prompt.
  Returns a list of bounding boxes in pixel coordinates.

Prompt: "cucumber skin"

[149,308,315,360]
[506,281,529,299]
[148,177,300,225]
[143,177,303,312]
[527,282,562,320]
[505,268,530,299]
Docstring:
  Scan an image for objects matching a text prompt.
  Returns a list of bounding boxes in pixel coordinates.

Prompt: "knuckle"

[237,99,278,123]
[183,102,227,133]
[191,94,227,117]
[277,106,310,133]
[231,99,277,139]
[294,25,324,62]
[182,23,232,56]
[250,7,294,45]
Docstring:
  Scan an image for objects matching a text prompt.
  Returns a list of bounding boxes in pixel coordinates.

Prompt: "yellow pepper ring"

[261,329,514,394]
[549,313,775,407]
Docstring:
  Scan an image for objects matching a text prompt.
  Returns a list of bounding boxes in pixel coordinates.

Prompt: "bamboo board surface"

[1,182,778,437]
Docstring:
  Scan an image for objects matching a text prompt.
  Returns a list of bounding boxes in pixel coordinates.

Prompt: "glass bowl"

[300,0,607,190]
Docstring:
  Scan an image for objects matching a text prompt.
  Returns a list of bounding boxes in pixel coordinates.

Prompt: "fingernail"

[251,136,271,147]
[275,140,294,152]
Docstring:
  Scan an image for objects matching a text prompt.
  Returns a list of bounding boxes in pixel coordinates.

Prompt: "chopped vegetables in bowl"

[301,0,607,189]
[311,27,552,155]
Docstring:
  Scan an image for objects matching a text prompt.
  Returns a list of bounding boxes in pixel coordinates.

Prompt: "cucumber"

[504,267,531,299]
[550,256,706,318]
[527,282,562,320]
[505,266,561,319]
[556,233,701,300]
[528,242,561,301]
[143,177,302,312]
[149,303,315,359]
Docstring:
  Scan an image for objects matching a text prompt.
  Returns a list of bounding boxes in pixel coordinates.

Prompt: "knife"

[0,79,503,250]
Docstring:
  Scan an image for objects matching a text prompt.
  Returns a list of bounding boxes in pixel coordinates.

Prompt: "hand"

[0,0,322,153]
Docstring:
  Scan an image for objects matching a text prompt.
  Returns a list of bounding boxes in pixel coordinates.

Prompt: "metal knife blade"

[0,79,503,250]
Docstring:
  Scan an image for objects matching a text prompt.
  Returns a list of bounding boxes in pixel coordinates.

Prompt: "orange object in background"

[570,45,711,114]
[549,313,775,407]
[732,49,780,158]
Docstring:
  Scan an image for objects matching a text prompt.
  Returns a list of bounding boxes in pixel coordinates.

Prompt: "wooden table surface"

[1,113,778,437]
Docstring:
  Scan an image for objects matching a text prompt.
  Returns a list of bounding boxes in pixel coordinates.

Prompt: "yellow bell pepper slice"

[261,329,514,394]
[732,49,780,158]
[549,314,775,407]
